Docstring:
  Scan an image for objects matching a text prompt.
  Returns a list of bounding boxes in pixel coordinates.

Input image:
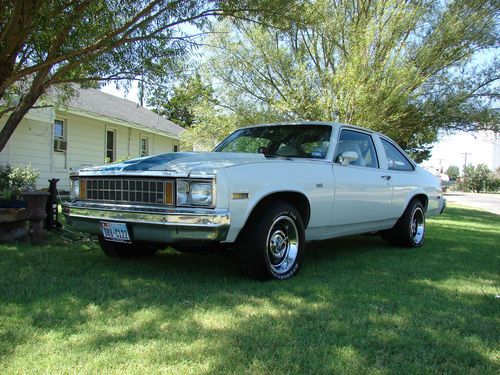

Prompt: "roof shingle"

[53,88,184,138]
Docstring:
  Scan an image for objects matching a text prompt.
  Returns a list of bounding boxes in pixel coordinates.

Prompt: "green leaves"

[186,0,499,153]
[0,0,299,151]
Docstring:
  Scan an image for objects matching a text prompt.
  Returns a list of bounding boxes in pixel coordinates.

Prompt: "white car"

[63,122,445,280]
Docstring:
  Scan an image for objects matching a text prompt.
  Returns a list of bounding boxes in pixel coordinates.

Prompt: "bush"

[8,164,40,199]
[460,164,499,193]
[0,165,12,193]
[445,165,460,181]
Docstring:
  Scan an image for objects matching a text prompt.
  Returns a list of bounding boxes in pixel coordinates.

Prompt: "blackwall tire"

[237,201,305,280]
[386,199,426,248]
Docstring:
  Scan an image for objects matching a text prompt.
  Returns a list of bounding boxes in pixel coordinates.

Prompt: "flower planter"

[0,199,27,209]
[0,208,30,242]
[22,191,50,244]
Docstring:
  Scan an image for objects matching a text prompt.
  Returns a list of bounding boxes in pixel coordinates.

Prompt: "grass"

[0,204,498,374]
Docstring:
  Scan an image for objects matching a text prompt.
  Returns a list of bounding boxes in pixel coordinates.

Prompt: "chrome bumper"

[439,197,447,214]
[62,201,230,243]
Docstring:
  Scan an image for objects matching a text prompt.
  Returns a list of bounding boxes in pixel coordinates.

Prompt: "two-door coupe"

[63,122,445,279]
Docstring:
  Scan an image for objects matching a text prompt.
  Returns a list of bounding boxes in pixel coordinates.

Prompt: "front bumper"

[62,201,230,243]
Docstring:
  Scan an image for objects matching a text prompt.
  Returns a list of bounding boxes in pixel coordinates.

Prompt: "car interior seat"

[276,144,299,157]
[336,141,366,167]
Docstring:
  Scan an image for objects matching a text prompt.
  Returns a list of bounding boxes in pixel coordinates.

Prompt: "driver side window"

[335,129,379,168]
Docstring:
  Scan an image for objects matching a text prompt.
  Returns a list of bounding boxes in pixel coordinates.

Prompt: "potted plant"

[0,164,40,242]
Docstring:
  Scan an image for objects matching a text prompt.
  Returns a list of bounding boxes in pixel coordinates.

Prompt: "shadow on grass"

[0,206,498,373]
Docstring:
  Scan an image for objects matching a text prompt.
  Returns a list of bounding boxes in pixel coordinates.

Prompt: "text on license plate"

[100,221,130,242]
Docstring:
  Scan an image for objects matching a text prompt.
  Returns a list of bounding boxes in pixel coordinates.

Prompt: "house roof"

[52,87,184,139]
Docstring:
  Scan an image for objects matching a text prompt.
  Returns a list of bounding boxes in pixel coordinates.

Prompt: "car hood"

[78,152,271,176]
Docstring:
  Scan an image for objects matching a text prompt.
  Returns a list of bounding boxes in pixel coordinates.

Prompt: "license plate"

[100,221,131,242]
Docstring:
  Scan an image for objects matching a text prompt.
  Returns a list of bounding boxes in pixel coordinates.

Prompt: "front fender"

[219,161,334,243]
[225,185,309,243]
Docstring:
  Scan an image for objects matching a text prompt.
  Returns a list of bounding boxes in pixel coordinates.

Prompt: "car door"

[331,129,393,227]
[379,137,419,218]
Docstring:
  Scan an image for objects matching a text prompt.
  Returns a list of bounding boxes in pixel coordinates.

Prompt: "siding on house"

[1,95,183,191]
[0,108,62,186]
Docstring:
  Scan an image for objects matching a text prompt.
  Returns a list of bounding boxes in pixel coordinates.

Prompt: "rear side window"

[381,138,414,171]
[335,129,379,168]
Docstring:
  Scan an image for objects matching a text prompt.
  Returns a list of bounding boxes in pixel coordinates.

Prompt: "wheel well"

[412,194,428,211]
[247,192,311,228]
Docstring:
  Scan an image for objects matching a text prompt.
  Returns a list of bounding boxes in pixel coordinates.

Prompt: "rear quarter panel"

[388,166,442,218]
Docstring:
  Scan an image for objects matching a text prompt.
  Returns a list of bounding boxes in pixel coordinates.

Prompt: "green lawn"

[0,205,498,374]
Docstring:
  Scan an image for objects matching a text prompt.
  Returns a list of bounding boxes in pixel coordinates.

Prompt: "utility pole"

[437,158,444,173]
[460,152,471,168]
[460,152,472,187]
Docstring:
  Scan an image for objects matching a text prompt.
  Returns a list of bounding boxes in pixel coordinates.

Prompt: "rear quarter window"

[381,138,414,171]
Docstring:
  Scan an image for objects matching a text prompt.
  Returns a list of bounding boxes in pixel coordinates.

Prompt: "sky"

[101,82,140,104]
[423,132,499,173]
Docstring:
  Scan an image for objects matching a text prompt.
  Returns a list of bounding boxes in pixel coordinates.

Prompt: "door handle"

[381,175,391,180]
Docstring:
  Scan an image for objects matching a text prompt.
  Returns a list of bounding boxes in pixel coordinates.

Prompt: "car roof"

[240,121,380,135]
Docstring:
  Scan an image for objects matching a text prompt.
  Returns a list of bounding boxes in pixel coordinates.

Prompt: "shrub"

[8,164,40,199]
[445,165,460,181]
[0,165,12,192]
[461,164,499,193]
[485,175,500,192]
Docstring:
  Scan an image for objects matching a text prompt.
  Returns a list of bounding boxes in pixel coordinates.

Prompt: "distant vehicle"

[63,122,446,280]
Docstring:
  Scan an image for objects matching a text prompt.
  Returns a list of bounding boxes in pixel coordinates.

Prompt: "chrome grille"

[82,177,173,205]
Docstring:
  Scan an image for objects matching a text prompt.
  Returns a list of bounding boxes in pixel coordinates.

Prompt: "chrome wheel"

[411,207,425,245]
[266,215,299,275]
[385,199,426,248]
[237,201,305,280]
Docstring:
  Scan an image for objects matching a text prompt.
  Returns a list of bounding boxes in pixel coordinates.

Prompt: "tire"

[237,200,305,280]
[98,235,159,258]
[386,199,426,247]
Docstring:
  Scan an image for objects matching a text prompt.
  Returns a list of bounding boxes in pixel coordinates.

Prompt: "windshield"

[213,125,332,159]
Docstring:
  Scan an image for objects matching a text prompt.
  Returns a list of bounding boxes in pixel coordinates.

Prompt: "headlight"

[177,180,189,206]
[70,179,79,200]
[190,182,213,206]
[176,179,213,207]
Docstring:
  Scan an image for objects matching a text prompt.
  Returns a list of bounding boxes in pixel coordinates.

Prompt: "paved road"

[444,192,500,215]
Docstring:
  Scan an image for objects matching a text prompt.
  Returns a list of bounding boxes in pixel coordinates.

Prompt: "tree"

[147,73,215,127]
[0,0,296,152]
[446,165,460,181]
[462,164,497,193]
[189,0,499,154]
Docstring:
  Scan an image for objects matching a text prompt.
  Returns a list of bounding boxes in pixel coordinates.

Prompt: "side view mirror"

[338,151,358,166]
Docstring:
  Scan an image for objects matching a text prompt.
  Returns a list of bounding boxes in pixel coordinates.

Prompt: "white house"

[0,88,184,190]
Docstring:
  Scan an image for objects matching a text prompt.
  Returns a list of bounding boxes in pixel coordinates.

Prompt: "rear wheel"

[386,199,425,247]
[98,236,159,258]
[237,201,305,280]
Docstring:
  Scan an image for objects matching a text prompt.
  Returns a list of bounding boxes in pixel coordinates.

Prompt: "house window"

[140,135,149,157]
[106,127,116,162]
[173,144,179,152]
[53,119,67,152]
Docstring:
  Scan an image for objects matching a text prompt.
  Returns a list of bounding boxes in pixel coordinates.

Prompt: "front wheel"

[386,199,426,247]
[237,201,305,280]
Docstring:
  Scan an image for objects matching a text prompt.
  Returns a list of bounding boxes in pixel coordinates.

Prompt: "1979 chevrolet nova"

[63,122,445,279]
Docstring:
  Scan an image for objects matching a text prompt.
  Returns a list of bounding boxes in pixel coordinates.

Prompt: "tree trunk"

[0,69,49,152]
